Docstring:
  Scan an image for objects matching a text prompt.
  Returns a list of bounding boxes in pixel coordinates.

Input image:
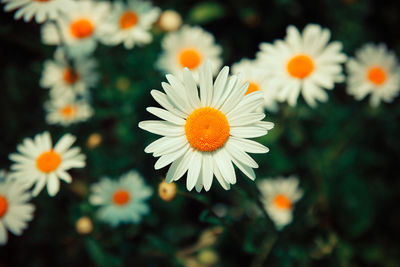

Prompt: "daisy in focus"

[346,43,400,107]
[256,24,347,107]
[156,25,222,82]
[98,0,160,49]
[2,0,75,23]
[232,58,279,112]
[139,62,274,192]
[258,176,303,230]
[89,170,153,227]
[44,95,93,127]
[41,1,109,57]
[9,132,86,197]
[0,176,35,245]
[40,49,99,98]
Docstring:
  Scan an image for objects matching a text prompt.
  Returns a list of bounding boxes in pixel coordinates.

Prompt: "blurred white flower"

[98,0,160,49]
[139,62,273,192]
[232,58,279,112]
[258,176,303,230]
[346,43,400,107]
[257,24,347,107]
[9,132,86,197]
[156,25,222,82]
[40,49,99,98]
[0,176,35,245]
[89,170,153,227]
[2,0,75,23]
[41,1,110,57]
[44,95,93,127]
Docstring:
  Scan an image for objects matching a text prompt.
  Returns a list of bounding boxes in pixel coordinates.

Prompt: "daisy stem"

[250,233,278,267]
[51,20,75,69]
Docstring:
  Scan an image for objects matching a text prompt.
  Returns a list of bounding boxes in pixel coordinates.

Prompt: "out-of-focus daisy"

[256,24,347,107]
[2,0,75,23]
[44,95,93,127]
[156,25,222,82]
[258,176,303,230]
[232,58,279,112]
[89,170,153,227]
[139,62,274,192]
[98,0,160,49]
[0,177,35,245]
[40,49,99,98]
[346,43,400,107]
[9,132,86,197]
[41,1,109,57]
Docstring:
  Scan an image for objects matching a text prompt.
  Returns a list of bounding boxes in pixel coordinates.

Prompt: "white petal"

[146,107,186,125]
[139,120,185,136]
[47,173,60,197]
[186,151,202,191]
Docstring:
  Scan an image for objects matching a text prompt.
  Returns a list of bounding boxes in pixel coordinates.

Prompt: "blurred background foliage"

[1,0,400,266]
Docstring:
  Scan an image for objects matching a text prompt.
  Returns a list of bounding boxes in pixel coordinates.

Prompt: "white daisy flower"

[156,25,222,82]
[256,24,347,107]
[258,176,303,230]
[232,58,279,112]
[98,0,160,49]
[346,43,400,107]
[40,49,99,98]
[8,132,86,197]
[139,61,274,192]
[2,0,75,23]
[89,170,153,227]
[41,1,110,57]
[44,95,93,127]
[0,177,35,245]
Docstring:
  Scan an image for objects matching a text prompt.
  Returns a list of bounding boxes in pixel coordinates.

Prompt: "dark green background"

[1,0,400,266]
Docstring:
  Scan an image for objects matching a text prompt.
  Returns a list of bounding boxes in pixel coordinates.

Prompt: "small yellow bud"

[87,133,102,149]
[197,249,219,265]
[115,77,131,91]
[158,10,182,32]
[76,216,93,235]
[158,180,177,202]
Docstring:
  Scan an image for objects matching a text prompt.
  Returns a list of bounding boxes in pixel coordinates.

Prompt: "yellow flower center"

[36,150,61,173]
[273,194,292,210]
[70,18,94,39]
[120,11,138,29]
[178,48,202,69]
[287,54,315,79]
[112,190,131,206]
[367,66,386,85]
[63,68,80,84]
[185,107,230,152]
[61,105,77,118]
[245,81,260,95]
[0,195,8,218]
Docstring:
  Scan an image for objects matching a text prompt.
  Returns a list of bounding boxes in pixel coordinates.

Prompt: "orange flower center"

[245,81,260,95]
[178,48,202,69]
[36,150,61,173]
[120,11,138,29]
[367,66,386,85]
[112,190,131,206]
[287,54,315,79]
[185,107,230,152]
[70,18,94,39]
[61,105,77,118]
[0,195,8,218]
[273,194,292,210]
[63,68,80,84]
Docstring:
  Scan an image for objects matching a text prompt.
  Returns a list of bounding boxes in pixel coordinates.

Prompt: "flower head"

[156,25,222,82]
[0,176,35,245]
[256,24,347,107]
[98,0,160,49]
[346,43,400,107]
[89,170,153,226]
[258,176,303,230]
[139,62,273,192]
[9,132,86,197]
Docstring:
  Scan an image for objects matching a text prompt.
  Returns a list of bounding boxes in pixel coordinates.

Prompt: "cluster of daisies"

[2,0,400,247]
